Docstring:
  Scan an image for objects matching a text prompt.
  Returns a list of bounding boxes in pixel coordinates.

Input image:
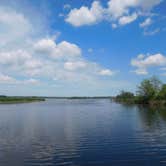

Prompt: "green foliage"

[137,76,162,103]
[116,91,134,100]
[116,76,165,105]
[158,84,166,100]
[150,76,162,92]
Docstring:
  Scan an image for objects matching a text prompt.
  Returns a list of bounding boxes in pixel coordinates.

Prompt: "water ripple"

[0,99,166,165]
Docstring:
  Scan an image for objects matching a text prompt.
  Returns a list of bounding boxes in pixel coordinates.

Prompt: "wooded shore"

[115,76,166,106]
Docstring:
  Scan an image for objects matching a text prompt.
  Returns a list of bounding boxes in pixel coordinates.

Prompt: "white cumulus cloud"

[107,0,162,18]
[65,1,104,27]
[34,39,81,58]
[0,37,116,86]
[65,0,163,28]
[118,13,138,25]
[0,7,32,46]
[131,53,166,75]
[64,61,87,71]
[0,50,31,66]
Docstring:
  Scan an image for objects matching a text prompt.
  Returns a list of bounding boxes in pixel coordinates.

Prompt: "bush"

[116,91,134,100]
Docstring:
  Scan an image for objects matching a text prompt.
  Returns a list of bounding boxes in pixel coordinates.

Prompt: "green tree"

[150,76,162,92]
[116,91,134,100]
[158,84,166,100]
[137,76,162,102]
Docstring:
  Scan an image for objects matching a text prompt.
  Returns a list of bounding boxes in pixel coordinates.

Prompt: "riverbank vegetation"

[0,96,45,104]
[115,76,166,106]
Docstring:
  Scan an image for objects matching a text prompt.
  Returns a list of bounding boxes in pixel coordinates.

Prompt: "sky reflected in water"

[0,99,166,166]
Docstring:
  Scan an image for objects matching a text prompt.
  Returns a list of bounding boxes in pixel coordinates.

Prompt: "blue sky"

[0,0,166,96]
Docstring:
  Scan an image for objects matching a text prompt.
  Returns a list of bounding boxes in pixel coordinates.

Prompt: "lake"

[0,99,166,166]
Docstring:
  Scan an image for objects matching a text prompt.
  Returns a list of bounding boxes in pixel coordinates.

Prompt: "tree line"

[115,76,166,105]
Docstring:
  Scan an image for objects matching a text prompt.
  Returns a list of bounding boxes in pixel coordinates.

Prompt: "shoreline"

[0,97,45,104]
[114,98,166,107]
[0,96,113,104]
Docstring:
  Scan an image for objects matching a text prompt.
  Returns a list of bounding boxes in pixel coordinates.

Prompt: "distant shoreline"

[45,96,113,99]
[0,96,114,104]
[0,96,45,104]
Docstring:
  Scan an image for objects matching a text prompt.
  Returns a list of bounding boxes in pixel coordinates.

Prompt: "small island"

[115,76,166,106]
[0,96,45,104]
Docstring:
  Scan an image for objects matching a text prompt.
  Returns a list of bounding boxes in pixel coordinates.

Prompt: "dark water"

[1,99,166,166]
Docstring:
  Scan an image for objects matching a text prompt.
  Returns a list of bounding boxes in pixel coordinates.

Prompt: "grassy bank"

[0,96,45,104]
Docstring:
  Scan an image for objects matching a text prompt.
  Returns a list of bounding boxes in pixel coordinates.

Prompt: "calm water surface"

[0,99,166,166]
